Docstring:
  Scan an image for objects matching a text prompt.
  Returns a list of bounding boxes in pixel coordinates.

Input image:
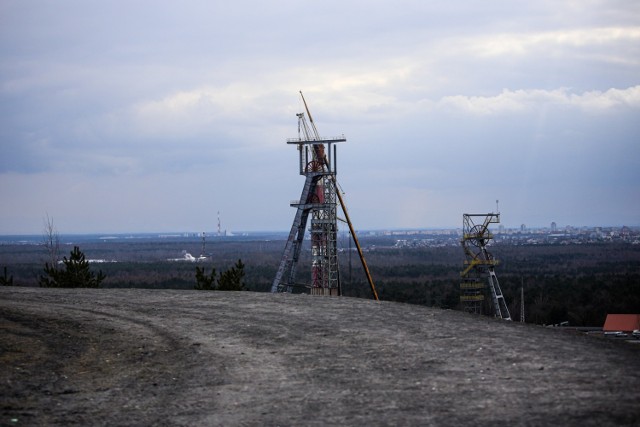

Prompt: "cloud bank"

[0,1,638,233]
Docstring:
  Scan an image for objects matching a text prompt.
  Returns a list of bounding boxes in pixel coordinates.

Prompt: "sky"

[1,1,639,234]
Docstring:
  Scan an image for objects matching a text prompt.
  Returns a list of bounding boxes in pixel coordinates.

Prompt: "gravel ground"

[1,287,639,426]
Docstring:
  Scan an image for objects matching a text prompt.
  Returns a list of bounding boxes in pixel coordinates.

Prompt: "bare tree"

[42,213,60,267]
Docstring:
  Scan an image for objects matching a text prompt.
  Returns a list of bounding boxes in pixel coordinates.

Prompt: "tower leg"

[272,174,317,292]
[488,269,511,320]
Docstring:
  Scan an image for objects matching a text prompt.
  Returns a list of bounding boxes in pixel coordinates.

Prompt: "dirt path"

[1,287,639,426]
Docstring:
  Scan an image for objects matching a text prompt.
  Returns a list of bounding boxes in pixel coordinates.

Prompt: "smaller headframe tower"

[272,92,378,299]
[460,207,511,320]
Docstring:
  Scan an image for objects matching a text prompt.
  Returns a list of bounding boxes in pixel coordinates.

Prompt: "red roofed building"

[603,314,640,332]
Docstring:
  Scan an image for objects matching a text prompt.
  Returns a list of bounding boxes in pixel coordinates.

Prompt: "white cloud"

[439,86,640,115]
[125,63,412,139]
[459,27,640,59]
[572,86,640,110]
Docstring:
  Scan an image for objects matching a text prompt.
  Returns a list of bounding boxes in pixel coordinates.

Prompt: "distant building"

[551,222,557,232]
[520,224,526,232]
[603,314,640,332]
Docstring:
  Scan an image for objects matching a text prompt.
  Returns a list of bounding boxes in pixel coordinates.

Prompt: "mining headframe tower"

[460,205,511,320]
[271,92,378,300]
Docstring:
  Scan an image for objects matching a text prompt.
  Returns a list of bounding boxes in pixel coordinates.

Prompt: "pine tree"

[195,266,216,290]
[0,266,13,286]
[217,259,245,291]
[195,259,245,291]
[39,246,106,288]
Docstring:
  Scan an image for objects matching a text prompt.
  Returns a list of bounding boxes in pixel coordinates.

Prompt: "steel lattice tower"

[272,93,378,299]
[460,212,511,320]
[271,114,343,295]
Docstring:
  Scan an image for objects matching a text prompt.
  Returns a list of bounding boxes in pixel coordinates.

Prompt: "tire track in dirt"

[0,290,294,425]
[1,299,234,425]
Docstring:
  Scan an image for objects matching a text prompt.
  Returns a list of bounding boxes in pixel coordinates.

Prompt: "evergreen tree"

[0,266,13,286]
[39,246,106,288]
[217,259,245,291]
[195,266,216,290]
[195,259,245,291]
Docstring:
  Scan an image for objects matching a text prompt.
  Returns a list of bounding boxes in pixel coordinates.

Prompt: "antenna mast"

[520,278,525,323]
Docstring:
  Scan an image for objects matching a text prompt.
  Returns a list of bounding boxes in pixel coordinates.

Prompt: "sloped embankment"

[1,287,639,426]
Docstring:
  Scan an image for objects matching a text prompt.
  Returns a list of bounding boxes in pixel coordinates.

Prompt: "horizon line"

[1,224,639,237]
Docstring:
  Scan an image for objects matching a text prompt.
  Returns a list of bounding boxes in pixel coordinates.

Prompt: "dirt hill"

[2,287,639,426]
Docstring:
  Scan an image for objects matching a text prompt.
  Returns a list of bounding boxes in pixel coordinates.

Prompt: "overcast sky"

[1,1,639,234]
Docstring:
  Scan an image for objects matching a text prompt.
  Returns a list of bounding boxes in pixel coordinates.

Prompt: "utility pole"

[520,278,525,323]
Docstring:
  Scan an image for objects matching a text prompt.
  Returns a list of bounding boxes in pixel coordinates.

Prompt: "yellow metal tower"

[460,210,511,320]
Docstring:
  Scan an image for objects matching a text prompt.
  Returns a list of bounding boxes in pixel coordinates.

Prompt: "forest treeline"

[349,244,640,326]
[1,239,639,327]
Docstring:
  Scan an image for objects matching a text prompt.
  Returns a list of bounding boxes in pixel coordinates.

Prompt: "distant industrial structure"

[460,206,512,320]
[272,93,377,299]
[217,211,227,237]
[520,280,525,323]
